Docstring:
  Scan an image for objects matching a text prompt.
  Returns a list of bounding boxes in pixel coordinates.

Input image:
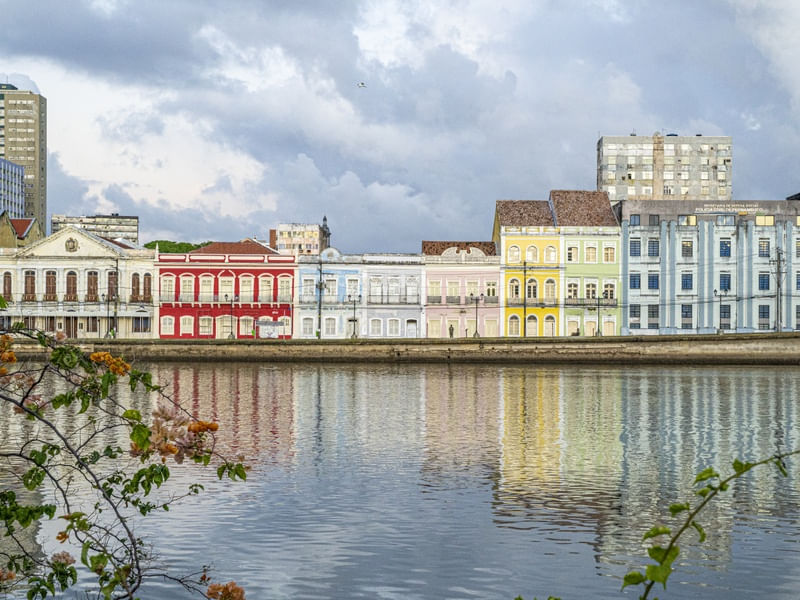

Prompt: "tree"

[0,319,247,599]
[143,241,212,254]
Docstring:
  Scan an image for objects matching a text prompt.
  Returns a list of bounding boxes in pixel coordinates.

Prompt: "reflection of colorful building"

[157,239,296,339]
[493,201,560,336]
[551,191,621,336]
[421,241,501,338]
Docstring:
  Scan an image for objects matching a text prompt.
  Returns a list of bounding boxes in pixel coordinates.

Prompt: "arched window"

[567,282,578,299]
[604,246,616,263]
[180,316,194,335]
[544,315,556,337]
[160,316,175,336]
[44,270,56,301]
[544,245,557,263]
[544,279,556,300]
[131,273,140,301]
[23,270,35,301]
[508,278,520,300]
[160,276,175,303]
[526,315,538,337]
[2,272,11,301]
[508,315,520,337]
[65,271,77,301]
[87,271,98,302]
[179,275,194,302]
[143,274,152,301]
[507,245,521,263]
[604,283,615,299]
[526,245,538,263]
[198,275,213,302]
[107,270,118,300]
[526,278,538,300]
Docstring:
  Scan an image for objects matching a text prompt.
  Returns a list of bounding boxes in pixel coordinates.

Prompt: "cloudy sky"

[2,0,800,251]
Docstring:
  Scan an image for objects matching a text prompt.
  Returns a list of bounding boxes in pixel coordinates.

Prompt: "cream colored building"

[0,84,46,224]
[51,213,139,244]
[269,216,331,256]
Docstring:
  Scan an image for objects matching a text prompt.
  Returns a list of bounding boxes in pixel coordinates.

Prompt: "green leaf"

[643,525,671,541]
[621,571,646,589]
[217,464,227,480]
[234,463,247,481]
[669,502,690,516]
[774,458,789,477]
[732,459,752,474]
[646,563,672,588]
[130,424,151,453]
[691,519,707,542]
[122,409,141,422]
[696,486,712,497]
[694,467,719,483]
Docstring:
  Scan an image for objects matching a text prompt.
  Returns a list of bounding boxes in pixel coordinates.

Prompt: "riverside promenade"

[13,332,800,365]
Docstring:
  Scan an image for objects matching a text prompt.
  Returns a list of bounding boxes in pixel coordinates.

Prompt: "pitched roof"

[189,238,277,255]
[421,241,496,255]
[549,190,618,226]
[10,218,34,238]
[494,200,554,226]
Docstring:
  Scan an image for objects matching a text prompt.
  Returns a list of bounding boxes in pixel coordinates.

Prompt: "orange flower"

[188,420,219,434]
[55,531,68,543]
[0,351,16,364]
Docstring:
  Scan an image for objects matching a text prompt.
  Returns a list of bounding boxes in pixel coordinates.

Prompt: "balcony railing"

[367,294,422,305]
[21,293,36,302]
[427,295,442,305]
[159,294,174,303]
[277,294,292,303]
[484,295,498,304]
[445,295,461,305]
[63,294,78,302]
[43,294,58,302]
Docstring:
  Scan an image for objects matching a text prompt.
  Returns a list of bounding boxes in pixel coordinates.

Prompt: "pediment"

[17,227,125,259]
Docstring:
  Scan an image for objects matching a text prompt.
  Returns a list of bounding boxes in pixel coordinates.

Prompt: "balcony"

[21,293,36,302]
[445,295,461,305]
[427,295,442,305]
[43,294,58,302]
[159,294,174,303]
[484,295,499,304]
[178,294,194,303]
[63,294,78,302]
[85,294,99,303]
[277,294,292,303]
[508,297,522,306]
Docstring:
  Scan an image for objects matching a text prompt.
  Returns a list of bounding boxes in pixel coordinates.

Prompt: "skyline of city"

[2,2,800,251]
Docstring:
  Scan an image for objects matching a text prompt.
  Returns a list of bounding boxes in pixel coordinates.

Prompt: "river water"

[8,363,800,599]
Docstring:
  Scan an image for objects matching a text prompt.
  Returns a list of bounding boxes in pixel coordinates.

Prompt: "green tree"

[143,240,212,253]
[0,319,247,599]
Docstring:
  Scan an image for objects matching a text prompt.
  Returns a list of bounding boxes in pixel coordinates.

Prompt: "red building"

[156,239,296,339]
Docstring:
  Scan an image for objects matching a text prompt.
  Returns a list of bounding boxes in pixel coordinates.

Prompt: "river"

[7,362,800,599]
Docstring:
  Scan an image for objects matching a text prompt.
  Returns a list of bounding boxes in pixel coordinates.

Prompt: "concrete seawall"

[13,333,800,365]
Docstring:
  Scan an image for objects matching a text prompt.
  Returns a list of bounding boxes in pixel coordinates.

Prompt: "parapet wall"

[14,333,800,365]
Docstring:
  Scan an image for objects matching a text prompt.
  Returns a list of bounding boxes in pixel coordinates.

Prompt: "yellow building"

[492,200,560,336]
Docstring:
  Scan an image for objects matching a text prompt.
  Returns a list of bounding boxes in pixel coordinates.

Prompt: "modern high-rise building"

[0,84,47,224]
[597,133,732,203]
[0,157,25,217]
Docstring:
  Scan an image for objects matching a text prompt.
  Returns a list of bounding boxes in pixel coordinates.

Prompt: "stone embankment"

[11,333,800,365]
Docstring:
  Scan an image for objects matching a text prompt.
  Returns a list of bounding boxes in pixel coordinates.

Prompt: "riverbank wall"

[11,332,800,365]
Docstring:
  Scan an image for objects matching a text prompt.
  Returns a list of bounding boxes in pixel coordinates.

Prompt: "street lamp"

[714,288,729,332]
[348,294,361,338]
[224,293,236,339]
[470,292,483,337]
[102,293,110,338]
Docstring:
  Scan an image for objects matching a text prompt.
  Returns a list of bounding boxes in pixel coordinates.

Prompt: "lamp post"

[102,293,110,338]
[225,293,236,339]
[470,292,483,337]
[713,288,728,332]
[348,294,361,338]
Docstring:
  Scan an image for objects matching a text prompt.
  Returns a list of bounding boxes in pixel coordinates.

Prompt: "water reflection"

[5,362,798,599]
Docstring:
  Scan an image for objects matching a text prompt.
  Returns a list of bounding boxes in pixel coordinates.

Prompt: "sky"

[2,0,800,252]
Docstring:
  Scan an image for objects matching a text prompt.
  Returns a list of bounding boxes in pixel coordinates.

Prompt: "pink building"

[422,241,501,338]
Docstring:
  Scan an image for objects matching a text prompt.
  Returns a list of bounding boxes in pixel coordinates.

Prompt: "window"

[370,319,382,336]
[544,279,556,300]
[507,245,520,263]
[585,246,597,262]
[44,271,56,300]
[278,277,292,302]
[302,317,314,336]
[23,270,35,300]
[525,315,538,337]
[603,283,615,299]
[758,305,770,330]
[717,215,734,226]
[179,276,194,302]
[486,281,497,298]
[720,305,731,330]
[240,277,254,302]
[180,316,193,335]
[107,271,118,300]
[428,280,441,300]
[508,315,520,337]
[567,282,578,298]
[681,304,692,329]
[87,271,98,301]
[647,305,659,329]
[630,214,640,226]
[649,215,660,226]
[648,239,659,257]
[131,273,140,301]
[756,215,775,226]
[678,215,696,226]
[603,246,616,263]
[160,316,174,335]
[681,273,693,291]
[259,276,274,303]
[758,239,770,258]
[630,274,640,289]
[629,304,640,319]
[239,316,254,336]
[630,239,641,257]
[446,280,459,300]
[387,319,400,336]
[681,240,693,258]
[720,239,731,257]
[585,282,597,299]
[796,240,800,259]
[324,317,336,336]
[567,246,578,262]
[2,272,11,300]
[544,246,557,262]
[143,274,152,301]
[797,272,800,291]
[759,272,770,291]
[648,273,659,290]
[526,245,538,262]
[198,277,213,302]
[199,317,213,336]
[508,279,520,299]
[719,273,731,291]
[526,278,538,300]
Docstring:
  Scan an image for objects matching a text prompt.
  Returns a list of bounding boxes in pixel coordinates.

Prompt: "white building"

[598,133,732,203]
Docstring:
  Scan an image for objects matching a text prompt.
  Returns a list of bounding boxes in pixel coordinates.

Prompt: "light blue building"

[296,248,424,339]
[620,198,800,334]
[0,158,25,218]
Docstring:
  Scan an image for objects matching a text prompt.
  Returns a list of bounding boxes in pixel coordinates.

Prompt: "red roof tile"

[190,239,277,255]
[494,200,554,226]
[10,218,33,238]
[549,190,618,227]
